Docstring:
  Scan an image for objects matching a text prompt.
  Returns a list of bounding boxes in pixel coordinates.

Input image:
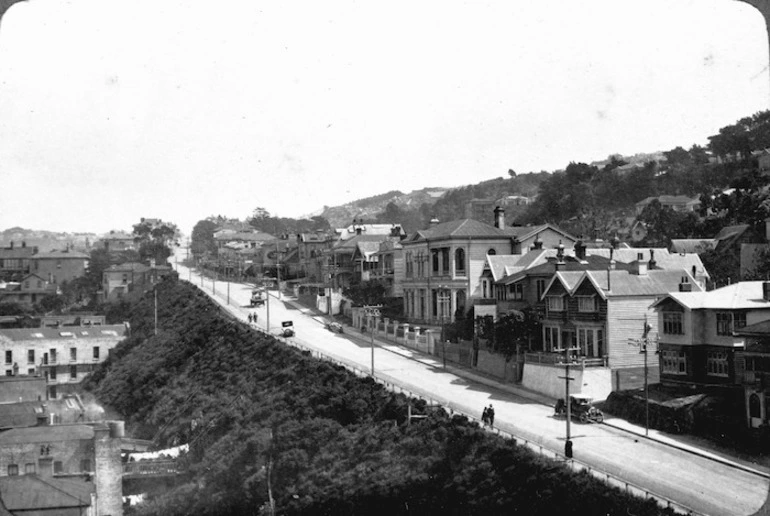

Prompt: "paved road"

[176,264,769,516]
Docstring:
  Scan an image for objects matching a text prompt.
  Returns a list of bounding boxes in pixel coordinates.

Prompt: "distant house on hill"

[30,248,89,285]
[635,195,701,216]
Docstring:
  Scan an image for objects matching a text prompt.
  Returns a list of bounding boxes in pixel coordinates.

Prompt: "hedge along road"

[177,263,768,516]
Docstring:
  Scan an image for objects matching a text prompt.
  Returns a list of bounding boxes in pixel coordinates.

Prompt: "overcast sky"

[0,0,768,236]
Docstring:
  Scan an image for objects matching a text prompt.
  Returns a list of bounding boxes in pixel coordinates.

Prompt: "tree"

[191,220,219,258]
[492,309,541,358]
[342,280,387,307]
[133,219,179,265]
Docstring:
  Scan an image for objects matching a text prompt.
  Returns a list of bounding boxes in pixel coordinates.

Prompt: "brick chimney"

[430,217,439,227]
[494,206,505,228]
[648,249,656,269]
[763,281,770,301]
[679,276,693,292]
[530,235,543,251]
[574,240,586,260]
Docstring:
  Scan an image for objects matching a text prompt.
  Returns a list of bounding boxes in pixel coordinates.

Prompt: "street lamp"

[364,305,382,376]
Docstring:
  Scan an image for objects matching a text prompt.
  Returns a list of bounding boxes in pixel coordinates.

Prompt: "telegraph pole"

[363,306,382,376]
[558,342,576,459]
[154,287,158,336]
[628,317,654,436]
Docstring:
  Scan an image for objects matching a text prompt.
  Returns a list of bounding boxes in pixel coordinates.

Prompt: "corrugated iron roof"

[0,424,94,444]
[654,281,770,310]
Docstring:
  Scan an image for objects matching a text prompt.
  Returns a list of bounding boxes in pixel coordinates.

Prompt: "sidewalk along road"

[176,264,769,516]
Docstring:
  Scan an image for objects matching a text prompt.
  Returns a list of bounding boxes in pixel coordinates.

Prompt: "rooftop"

[0,325,126,342]
[0,475,94,512]
[652,281,770,311]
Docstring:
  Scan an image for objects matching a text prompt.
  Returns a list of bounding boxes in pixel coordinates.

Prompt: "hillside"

[318,187,449,228]
[83,279,672,516]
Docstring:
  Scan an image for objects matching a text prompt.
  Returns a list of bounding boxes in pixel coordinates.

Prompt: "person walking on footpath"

[253,312,258,324]
[482,405,489,426]
[487,404,495,428]
[248,313,253,324]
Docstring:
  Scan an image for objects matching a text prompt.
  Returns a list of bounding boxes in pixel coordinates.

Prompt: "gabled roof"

[214,230,275,242]
[353,241,382,261]
[736,319,770,338]
[0,247,35,259]
[336,224,404,241]
[503,223,577,243]
[0,397,84,430]
[636,195,700,207]
[651,281,770,311]
[486,253,544,282]
[331,234,395,253]
[543,269,701,301]
[0,475,94,511]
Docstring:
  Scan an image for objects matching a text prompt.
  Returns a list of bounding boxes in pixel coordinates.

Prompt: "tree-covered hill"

[85,279,672,516]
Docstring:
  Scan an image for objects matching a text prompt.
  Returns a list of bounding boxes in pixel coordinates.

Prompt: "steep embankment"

[85,279,673,516]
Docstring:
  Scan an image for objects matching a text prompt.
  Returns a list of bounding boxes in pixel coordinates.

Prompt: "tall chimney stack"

[494,206,505,228]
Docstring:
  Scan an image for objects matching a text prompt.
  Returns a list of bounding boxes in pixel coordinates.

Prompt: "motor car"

[554,395,604,423]
[326,321,344,334]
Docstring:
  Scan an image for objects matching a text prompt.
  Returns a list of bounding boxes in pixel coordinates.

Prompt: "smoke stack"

[530,235,543,251]
[494,206,505,228]
[648,249,656,269]
[574,240,586,260]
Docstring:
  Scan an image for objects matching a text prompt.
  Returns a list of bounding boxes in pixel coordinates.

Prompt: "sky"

[0,0,768,236]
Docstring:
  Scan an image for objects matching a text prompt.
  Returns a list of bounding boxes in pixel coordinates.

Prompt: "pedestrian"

[482,406,489,426]
[247,313,253,324]
[487,404,495,427]
[253,312,258,324]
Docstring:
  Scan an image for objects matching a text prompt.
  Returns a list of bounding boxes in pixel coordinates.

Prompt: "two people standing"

[482,404,495,428]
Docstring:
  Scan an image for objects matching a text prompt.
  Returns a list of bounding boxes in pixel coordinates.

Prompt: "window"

[508,283,523,300]
[663,312,683,335]
[50,367,57,380]
[536,279,546,300]
[23,281,29,289]
[717,312,747,336]
[25,463,35,475]
[122,273,128,284]
[577,296,597,312]
[93,346,100,360]
[441,248,450,274]
[50,349,57,364]
[54,461,63,474]
[455,248,465,274]
[7,464,18,476]
[70,348,77,362]
[69,365,77,380]
[707,351,729,377]
[661,350,687,374]
[487,248,497,255]
[544,326,560,351]
[80,459,92,472]
[4,350,10,365]
[432,250,439,274]
[547,295,564,312]
[27,349,35,364]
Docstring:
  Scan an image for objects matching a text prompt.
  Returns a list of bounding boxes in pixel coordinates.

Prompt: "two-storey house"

[29,249,89,285]
[0,242,36,282]
[734,320,770,428]
[370,240,405,298]
[0,274,56,307]
[651,281,770,387]
[526,264,702,399]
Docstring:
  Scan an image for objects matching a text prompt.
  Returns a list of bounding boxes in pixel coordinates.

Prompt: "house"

[296,231,332,283]
[29,248,89,285]
[524,265,703,400]
[630,221,648,242]
[635,195,701,215]
[670,239,716,254]
[0,241,36,281]
[651,281,770,387]
[0,274,56,307]
[0,395,87,430]
[0,422,125,516]
[0,325,127,399]
[102,262,150,301]
[370,239,405,297]
[95,231,135,253]
[213,229,275,250]
[734,320,770,428]
[400,209,576,325]
[326,232,403,290]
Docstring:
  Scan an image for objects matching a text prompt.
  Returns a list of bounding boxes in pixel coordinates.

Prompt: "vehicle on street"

[326,321,344,334]
[250,288,265,307]
[281,320,295,337]
[554,395,604,423]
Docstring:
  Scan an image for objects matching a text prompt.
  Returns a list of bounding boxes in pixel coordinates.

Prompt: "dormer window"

[577,295,597,312]
[547,295,564,311]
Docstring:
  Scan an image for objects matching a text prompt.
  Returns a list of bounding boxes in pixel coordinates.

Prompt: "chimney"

[679,276,693,292]
[648,249,656,269]
[530,235,543,251]
[632,260,648,275]
[763,281,770,301]
[574,240,586,260]
[556,240,565,261]
[355,226,362,235]
[9,241,13,249]
[21,241,26,248]
[494,206,505,228]
[430,217,439,227]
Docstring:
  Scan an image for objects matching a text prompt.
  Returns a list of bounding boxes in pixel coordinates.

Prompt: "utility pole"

[276,241,282,300]
[558,341,576,459]
[363,306,381,376]
[628,317,654,436]
[265,282,271,335]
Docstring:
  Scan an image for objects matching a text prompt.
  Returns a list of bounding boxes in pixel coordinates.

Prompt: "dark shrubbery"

[86,281,674,515]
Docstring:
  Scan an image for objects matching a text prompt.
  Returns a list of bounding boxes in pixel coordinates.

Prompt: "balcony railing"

[524,352,608,368]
